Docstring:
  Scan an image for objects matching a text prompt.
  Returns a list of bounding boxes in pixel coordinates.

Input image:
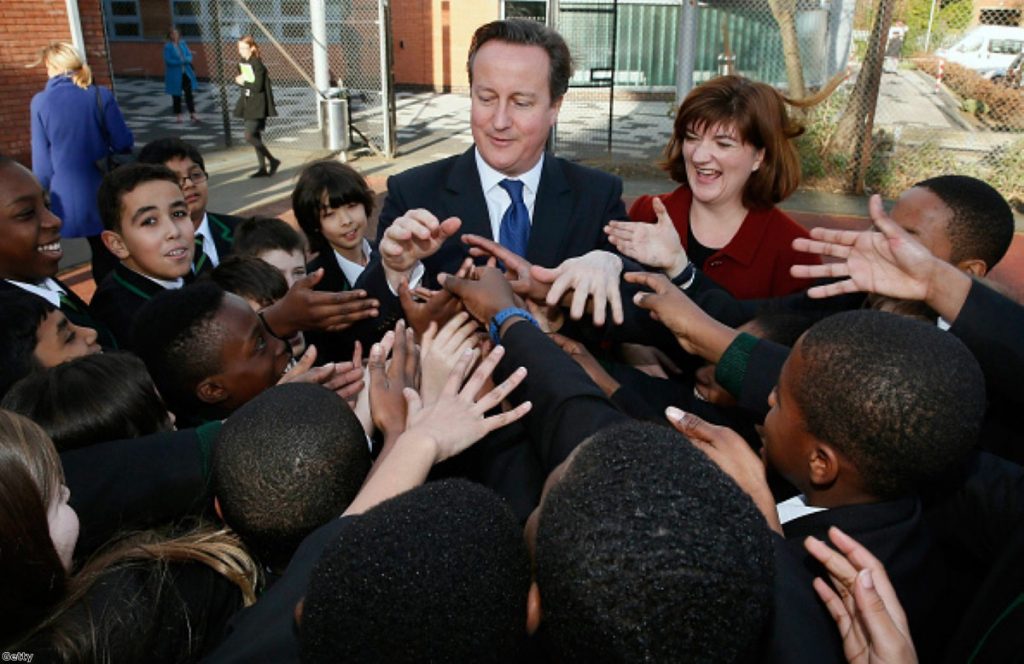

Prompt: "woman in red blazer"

[609,76,820,299]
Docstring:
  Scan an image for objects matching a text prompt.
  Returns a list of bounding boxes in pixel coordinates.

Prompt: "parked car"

[1000,51,1024,88]
[937,25,1024,79]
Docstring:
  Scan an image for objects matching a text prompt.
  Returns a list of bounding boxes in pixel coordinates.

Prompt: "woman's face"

[169,28,180,42]
[237,40,253,59]
[682,122,765,209]
[47,484,79,572]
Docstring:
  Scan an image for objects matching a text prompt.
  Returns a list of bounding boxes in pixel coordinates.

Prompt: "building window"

[172,0,201,38]
[105,0,141,39]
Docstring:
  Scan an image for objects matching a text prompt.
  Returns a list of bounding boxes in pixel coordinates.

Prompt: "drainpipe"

[66,0,87,63]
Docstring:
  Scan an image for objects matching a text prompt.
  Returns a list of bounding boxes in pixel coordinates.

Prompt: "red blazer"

[629,186,820,299]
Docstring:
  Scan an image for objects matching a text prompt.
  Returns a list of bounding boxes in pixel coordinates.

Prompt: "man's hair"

[291,160,374,255]
[232,216,307,258]
[1,352,172,452]
[131,282,227,421]
[914,175,1014,270]
[136,137,206,172]
[208,255,288,309]
[300,479,530,662]
[795,310,985,499]
[467,19,573,102]
[96,163,180,233]
[536,422,774,663]
[212,383,371,571]
[0,291,55,398]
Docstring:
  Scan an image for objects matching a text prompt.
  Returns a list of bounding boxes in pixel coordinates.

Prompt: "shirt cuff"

[714,332,759,398]
[386,261,426,296]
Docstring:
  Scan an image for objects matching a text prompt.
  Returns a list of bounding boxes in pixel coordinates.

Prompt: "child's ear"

[526,582,542,635]
[213,496,225,522]
[101,230,130,259]
[196,377,229,405]
[956,258,987,278]
[808,443,840,487]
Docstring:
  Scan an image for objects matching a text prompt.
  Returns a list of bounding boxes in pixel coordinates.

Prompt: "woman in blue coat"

[164,26,199,124]
[30,42,134,282]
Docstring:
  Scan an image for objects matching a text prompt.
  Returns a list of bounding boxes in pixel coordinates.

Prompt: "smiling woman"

[621,75,821,299]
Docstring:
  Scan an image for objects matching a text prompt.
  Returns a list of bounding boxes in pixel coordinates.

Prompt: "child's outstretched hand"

[402,345,531,463]
[804,527,918,664]
[368,321,420,440]
[419,312,480,405]
[666,407,781,534]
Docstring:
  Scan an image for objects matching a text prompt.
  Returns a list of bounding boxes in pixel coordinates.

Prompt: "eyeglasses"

[179,168,208,188]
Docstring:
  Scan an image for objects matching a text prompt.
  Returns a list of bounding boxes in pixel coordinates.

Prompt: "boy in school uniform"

[0,157,116,348]
[291,159,380,361]
[231,215,309,288]
[89,163,196,348]
[137,137,247,275]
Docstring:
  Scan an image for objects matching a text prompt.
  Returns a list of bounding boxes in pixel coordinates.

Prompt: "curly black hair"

[213,382,370,572]
[915,175,1013,270]
[300,479,530,663]
[794,310,985,499]
[535,421,775,663]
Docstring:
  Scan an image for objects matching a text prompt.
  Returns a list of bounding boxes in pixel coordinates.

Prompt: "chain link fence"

[147,0,392,154]
[541,0,1023,210]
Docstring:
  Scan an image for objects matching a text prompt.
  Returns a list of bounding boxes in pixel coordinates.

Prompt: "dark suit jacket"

[0,278,118,349]
[64,423,220,557]
[89,262,184,349]
[303,244,374,363]
[355,149,628,339]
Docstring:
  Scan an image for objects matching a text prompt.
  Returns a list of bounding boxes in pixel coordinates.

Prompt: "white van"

[937,25,1024,79]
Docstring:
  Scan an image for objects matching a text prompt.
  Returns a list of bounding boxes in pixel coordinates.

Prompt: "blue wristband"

[489,307,538,344]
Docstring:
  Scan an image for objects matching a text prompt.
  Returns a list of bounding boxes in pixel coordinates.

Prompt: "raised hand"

[803,527,918,664]
[420,312,481,404]
[401,344,531,462]
[624,271,736,361]
[531,250,625,326]
[666,407,781,533]
[605,197,690,277]
[439,266,519,325]
[791,195,938,301]
[550,332,620,397]
[368,321,420,440]
[461,234,551,302]
[262,268,379,336]
[379,209,461,274]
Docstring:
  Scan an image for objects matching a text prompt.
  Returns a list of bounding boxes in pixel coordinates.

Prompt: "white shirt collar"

[125,266,184,291]
[333,239,373,287]
[474,147,544,199]
[776,494,828,525]
[195,213,220,266]
[5,278,65,308]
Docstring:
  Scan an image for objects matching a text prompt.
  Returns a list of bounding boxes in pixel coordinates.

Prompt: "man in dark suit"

[357,19,629,332]
[138,138,247,276]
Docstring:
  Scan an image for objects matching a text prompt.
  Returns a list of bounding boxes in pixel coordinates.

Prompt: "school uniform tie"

[58,292,81,313]
[498,179,530,258]
[192,234,208,274]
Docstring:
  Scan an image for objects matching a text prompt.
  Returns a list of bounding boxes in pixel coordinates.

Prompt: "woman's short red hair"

[663,75,804,209]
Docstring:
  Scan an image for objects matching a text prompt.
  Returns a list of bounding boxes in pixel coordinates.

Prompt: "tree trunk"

[827,0,896,191]
[768,0,806,99]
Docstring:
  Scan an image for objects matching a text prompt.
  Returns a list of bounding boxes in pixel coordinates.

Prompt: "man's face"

[470,40,562,178]
[105,180,195,281]
[207,293,292,413]
[888,187,954,262]
[34,309,101,367]
[163,156,209,226]
[0,163,63,282]
[761,339,813,491]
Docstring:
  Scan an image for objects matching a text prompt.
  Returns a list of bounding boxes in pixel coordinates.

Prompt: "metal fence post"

[675,0,698,106]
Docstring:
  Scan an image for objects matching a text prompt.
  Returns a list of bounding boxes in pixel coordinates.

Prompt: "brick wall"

[0,0,114,167]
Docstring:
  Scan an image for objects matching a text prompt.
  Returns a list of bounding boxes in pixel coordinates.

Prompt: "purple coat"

[30,76,134,238]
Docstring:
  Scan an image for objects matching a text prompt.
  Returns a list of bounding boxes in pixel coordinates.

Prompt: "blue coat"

[30,76,134,238]
[164,40,199,96]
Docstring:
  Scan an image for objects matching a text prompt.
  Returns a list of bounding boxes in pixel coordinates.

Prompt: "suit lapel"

[443,149,493,240]
[527,155,573,268]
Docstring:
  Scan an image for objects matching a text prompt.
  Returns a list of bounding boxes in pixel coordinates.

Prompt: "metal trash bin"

[320,87,350,151]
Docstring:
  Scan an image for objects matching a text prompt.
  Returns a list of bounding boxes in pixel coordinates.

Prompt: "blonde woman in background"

[30,42,133,283]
